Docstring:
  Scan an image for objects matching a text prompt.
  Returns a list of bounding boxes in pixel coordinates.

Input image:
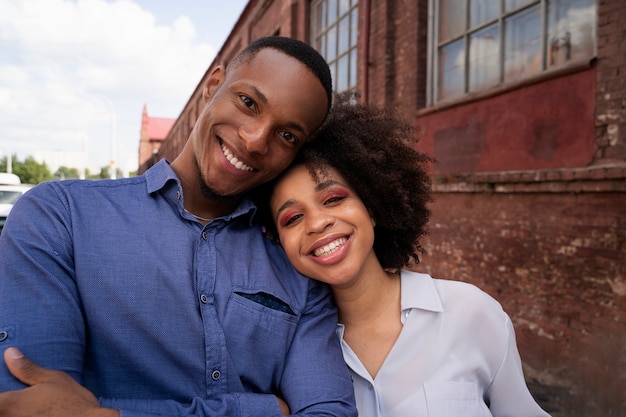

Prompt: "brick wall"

[416,165,626,415]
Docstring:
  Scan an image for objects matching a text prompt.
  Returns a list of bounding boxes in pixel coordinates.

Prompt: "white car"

[0,173,34,234]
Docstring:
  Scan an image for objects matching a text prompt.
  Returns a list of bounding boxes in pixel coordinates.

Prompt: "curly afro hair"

[254,92,433,270]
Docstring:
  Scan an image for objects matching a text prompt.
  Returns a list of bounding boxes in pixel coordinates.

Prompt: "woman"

[258,94,551,417]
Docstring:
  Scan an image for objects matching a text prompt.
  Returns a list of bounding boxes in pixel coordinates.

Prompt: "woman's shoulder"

[402,270,510,331]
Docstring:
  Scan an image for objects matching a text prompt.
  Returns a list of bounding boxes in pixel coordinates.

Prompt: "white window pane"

[439,0,466,42]
[339,0,350,16]
[505,0,535,13]
[328,0,338,25]
[350,48,357,88]
[438,39,465,100]
[337,56,349,91]
[351,8,358,46]
[470,0,499,28]
[504,5,541,81]
[338,15,350,55]
[326,26,337,62]
[547,0,596,68]
[469,24,500,91]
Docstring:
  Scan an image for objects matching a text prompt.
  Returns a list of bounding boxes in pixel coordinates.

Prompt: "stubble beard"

[196,168,242,204]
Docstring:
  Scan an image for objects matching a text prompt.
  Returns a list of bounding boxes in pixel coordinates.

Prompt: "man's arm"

[277,280,357,416]
[0,348,289,417]
[0,348,118,417]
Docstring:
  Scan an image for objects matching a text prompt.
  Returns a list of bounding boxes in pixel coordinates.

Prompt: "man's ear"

[203,65,225,101]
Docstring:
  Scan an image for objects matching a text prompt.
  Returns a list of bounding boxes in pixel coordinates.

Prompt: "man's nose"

[239,121,270,155]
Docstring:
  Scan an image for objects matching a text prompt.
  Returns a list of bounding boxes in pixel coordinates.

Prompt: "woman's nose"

[307,211,335,234]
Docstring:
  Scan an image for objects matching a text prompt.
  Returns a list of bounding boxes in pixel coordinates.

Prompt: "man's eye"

[240,95,255,109]
[279,131,296,144]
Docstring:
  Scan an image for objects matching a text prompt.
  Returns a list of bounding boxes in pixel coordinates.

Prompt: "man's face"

[190,48,329,198]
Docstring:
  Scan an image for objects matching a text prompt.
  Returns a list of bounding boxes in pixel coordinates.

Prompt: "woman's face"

[270,164,377,287]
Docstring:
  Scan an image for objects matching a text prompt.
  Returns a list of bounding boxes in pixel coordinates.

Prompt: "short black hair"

[230,36,333,115]
[255,93,434,270]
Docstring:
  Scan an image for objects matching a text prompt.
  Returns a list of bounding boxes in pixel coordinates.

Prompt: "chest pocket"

[424,382,488,417]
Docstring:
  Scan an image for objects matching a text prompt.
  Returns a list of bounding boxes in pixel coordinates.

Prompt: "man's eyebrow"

[247,84,268,106]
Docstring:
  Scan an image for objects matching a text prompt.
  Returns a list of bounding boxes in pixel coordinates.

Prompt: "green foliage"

[54,166,81,180]
[1,155,133,183]
[0,155,52,184]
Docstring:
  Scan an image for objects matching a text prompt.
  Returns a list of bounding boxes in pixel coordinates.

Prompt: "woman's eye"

[324,196,345,205]
[282,213,302,227]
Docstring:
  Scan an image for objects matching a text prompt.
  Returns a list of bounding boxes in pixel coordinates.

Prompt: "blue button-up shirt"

[0,160,356,417]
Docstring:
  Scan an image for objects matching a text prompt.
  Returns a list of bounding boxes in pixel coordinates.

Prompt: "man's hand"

[0,347,119,417]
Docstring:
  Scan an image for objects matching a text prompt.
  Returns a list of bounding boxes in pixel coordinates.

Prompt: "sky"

[0,0,248,176]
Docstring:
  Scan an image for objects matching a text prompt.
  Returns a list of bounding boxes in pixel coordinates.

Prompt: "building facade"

[141,1,626,414]
[137,105,175,171]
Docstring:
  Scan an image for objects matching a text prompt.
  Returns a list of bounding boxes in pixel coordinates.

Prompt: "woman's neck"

[332,256,401,327]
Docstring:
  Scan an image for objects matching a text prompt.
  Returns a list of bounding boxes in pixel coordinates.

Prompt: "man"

[0,36,357,417]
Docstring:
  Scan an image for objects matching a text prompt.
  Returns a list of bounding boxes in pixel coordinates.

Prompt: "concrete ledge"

[433,163,626,193]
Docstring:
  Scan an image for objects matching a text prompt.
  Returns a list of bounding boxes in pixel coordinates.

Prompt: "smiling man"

[0,36,356,417]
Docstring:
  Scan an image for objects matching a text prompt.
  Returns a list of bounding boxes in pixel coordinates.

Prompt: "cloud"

[0,0,218,174]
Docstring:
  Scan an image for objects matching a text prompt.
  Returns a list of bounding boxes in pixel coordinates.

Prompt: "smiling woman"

[257,94,551,417]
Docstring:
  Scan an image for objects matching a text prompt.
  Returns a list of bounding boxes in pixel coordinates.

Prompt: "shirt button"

[211,370,221,380]
[201,232,207,240]
[0,331,7,342]
[200,294,208,304]
[176,191,181,199]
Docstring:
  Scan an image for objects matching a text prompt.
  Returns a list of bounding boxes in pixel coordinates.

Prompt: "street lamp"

[89,94,116,179]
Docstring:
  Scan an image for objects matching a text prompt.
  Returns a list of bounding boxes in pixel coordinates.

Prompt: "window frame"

[311,0,359,94]
[426,0,597,106]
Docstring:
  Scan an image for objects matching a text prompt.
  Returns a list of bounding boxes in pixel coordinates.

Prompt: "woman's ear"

[369,210,376,227]
[203,65,225,101]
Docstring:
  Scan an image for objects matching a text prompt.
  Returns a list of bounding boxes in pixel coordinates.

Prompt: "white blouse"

[337,270,551,417]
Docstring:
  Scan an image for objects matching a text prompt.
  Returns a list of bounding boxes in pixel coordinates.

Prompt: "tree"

[0,155,52,184]
[54,166,81,180]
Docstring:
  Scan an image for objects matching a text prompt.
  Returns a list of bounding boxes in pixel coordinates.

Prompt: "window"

[430,0,596,104]
[312,0,359,93]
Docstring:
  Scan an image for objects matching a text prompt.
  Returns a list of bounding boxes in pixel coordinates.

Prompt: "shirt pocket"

[424,381,487,417]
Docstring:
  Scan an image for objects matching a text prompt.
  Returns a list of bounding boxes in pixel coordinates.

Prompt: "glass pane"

[469,23,500,91]
[439,0,466,42]
[327,0,338,26]
[438,39,465,100]
[350,48,357,89]
[338,16,350,55]
[337,55,349,91]
[319,33,327,57]
[326,26,337,62]
[504,5,541,81]
[339,0,350,17]
[547,0,596,68]
[351,8,358,47]
[470,0,499,28]
[505,0,535,13]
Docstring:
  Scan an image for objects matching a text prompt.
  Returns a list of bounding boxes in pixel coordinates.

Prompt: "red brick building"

[137,105,175,170]
[140,1,626,415]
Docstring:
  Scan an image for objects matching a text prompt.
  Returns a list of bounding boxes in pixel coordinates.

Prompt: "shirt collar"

[400,270,444,313]
[144,159,257,224]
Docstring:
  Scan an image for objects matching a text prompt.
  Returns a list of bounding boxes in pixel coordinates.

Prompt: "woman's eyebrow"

[275,199,296,221]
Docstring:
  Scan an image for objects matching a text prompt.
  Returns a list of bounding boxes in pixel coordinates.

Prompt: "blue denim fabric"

[0,160,356,417]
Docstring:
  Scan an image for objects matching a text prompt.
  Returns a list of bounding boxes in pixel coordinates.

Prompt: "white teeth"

[221,143,253,171]
[313,237,347,257]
